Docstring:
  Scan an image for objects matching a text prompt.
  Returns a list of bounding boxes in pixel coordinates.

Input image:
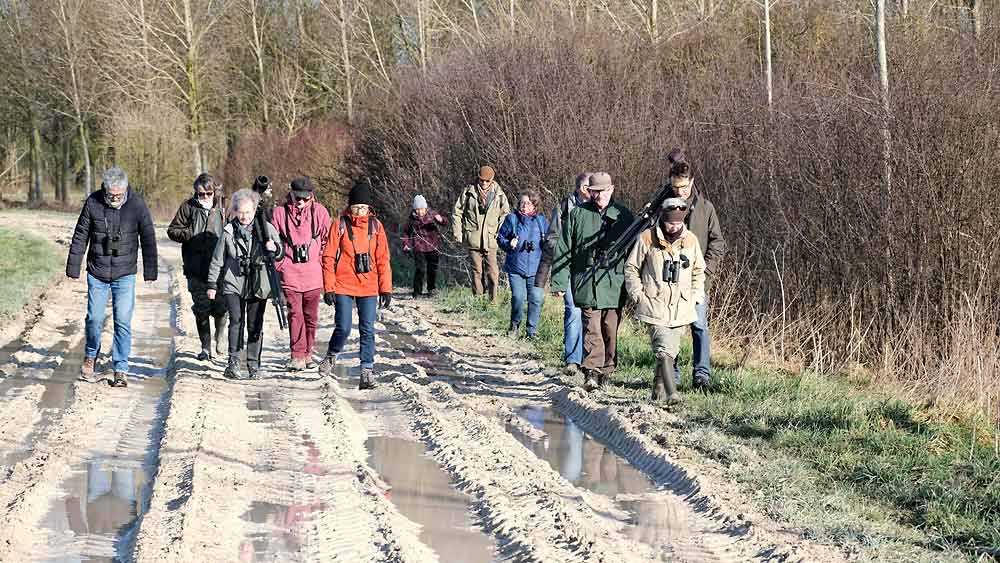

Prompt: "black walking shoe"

[197,349,211,361]
[223,361,240,380]
[247,366,260,380]
[359,367,377,390]
[693,376,710,391]
[110,372,128,388]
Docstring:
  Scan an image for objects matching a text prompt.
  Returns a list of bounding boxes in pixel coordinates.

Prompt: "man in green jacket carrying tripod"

[551,172,635,391]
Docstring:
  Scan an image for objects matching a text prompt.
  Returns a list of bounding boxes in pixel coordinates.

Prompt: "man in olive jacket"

[667,159,725,387]
[551,172,635,391]
[66,167,158,388]
[452,165,510,303]
[167,173,228,360]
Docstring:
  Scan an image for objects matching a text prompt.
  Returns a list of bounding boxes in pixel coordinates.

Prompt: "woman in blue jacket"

[497,190,549,338]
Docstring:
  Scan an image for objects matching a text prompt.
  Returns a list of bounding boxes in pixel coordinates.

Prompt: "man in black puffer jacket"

[168,173,228,360]
[66,167,158,388]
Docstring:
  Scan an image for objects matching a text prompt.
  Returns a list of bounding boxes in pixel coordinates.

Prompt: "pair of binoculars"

[104,235,122,257]
[662,255,691,284]
[355,252,372,274]
[291,244,310,263]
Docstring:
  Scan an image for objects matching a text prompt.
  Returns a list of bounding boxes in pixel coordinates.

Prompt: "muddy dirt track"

[0,212,844,562]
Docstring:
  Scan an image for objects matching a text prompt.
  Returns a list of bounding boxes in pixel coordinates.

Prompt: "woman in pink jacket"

[271,178,333,371]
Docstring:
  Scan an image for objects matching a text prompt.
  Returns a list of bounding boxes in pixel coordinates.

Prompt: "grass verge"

[434,284,999,562]
[0,227,61,318]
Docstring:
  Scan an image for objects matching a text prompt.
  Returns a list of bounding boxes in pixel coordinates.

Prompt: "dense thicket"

[358,5,1000,407]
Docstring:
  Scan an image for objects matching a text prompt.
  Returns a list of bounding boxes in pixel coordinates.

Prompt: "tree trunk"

[650,0,658,42]
[79,122,93,193]
[338,0,355,124]
[764,0,776,201]
[29,120,43,202]
[875,0,895,297]
[970,0,982,39]
[61,133,73,202]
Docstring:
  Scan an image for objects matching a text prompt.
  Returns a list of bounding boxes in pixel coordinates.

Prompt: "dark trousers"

[224,294,267,368]
[413,250,440,295]
[327,294,378,368]
[284,288,322,359]
[581,307,622,376]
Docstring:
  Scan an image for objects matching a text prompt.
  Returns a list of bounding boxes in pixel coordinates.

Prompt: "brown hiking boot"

[80,357,96,377]
[583,371,599,392]
[359,367,377,390]
[109,371,128,388]
[287,357,307,372]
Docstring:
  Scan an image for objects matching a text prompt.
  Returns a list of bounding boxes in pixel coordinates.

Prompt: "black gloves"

[379,293,392,309]
[323,292,336,306]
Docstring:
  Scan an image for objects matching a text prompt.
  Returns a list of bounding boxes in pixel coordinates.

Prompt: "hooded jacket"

[496,210,549,277]
[167,196,226,282]
[66,187,158,282]
[624,224,706,328]
[451,182,511,251]
[271,198,333,293]
[321,212,392,297]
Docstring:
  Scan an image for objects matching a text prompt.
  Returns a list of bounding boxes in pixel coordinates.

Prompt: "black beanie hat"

[348,181,372,206]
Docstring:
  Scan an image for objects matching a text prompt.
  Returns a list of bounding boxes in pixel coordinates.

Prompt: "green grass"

[0,227,61,317]
[435,284,1000,561]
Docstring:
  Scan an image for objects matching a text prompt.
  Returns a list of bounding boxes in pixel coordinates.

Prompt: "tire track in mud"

[381,296,766,562]
[134,274,437,562]
[0,251,179,562]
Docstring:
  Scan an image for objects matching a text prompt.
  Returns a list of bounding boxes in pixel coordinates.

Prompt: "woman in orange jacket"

[317,182,393,390]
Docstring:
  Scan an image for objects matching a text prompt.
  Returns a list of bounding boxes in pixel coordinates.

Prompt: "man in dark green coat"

[551,172,635,391]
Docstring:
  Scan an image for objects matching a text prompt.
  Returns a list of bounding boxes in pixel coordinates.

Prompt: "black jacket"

[684,187,725,290]
[66,187,158,282]
[167,197,225,282]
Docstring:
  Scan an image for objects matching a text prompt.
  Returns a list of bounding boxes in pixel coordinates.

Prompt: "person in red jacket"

[271,177,333,372]
[317,182,393,390]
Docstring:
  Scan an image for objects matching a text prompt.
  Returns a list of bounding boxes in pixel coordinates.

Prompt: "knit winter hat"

[348,182,372,206]
[660,197,688,222]
[667,147,686,165]
[478,166,495,182]
[412,194,428,209]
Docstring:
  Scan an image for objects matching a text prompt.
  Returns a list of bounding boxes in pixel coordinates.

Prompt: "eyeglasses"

[196,190,214,198]
[664,205,687,211]
[107,192,126,200]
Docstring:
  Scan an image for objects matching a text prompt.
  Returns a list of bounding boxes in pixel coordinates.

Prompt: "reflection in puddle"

[509,406,688,550]
[238,500,326,562]
[57,459,146,561]
[366,436,497,563]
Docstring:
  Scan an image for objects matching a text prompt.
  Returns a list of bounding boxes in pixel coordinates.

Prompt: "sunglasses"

[293,194,312,202]
[664,205,688,212]
[196,190,214,198]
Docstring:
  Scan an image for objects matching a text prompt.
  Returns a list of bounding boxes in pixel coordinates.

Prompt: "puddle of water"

[238,499,327,562]
[366,435,497,563]
[35,263,178,562]
[508,406,689,550]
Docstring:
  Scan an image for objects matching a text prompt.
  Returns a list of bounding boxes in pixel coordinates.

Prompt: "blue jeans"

[674,297,711,383]
[328,294,377,368]
[85,273,136,373]
[508,273,544,336]
[563,285,583,365]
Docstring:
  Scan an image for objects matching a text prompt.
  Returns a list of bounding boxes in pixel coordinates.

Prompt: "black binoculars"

[104,234,122,257]
[662,255,691,284]
[355,252,372,274]
[253,175,271,193]
[291,244,310,263]
[523,240,535,252]
[239,255,253,277]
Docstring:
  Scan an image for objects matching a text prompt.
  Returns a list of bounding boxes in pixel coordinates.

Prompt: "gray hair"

[575,172,592,190]
[102,167,129,190]
[230,188,260,214]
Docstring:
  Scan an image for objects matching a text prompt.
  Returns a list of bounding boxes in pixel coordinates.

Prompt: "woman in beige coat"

[624,198,706,404]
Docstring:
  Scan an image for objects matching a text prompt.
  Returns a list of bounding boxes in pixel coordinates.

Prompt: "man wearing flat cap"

[452,165,511,303]
[271,177,332,371]
[624,197,706,404]
[551,172,635,391]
